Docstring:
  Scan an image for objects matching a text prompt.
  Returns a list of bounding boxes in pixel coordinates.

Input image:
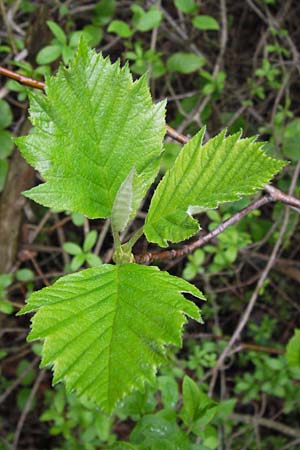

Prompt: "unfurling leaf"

[144,128,285,247]
[18,264,203,412]
[16,39,166,219]
[111,168,135,233]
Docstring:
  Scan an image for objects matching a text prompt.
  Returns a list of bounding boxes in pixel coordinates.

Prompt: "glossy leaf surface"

[144,128,285,247]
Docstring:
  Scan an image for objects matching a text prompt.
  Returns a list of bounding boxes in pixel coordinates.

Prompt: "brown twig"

[0,66,45,90]
[166,124,189,144]
[29,254,50,286]
[135,196,273,263]
[230,413,300,439]
[264,184,300,209]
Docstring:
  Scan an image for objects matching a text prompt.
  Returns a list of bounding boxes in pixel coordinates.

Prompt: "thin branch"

[166,124,189,144]
[135,196,273,263]
[230,413,300,439]
[264,184,300,209]
[0,66,45,90]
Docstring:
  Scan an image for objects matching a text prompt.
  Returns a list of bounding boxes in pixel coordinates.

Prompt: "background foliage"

[0,1,300,449]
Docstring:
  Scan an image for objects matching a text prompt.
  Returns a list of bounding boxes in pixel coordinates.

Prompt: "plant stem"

[126,226,144,249]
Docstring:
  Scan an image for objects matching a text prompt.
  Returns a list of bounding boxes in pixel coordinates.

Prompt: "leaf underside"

[111,168,135,233]
[19,264,203,412]
[144,128,285,247]
[16,40,166,219]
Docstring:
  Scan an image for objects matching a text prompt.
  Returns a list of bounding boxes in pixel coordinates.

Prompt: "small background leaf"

[83,230,98,252]
[174,0,197,14]
[167,52,206,74]
[47,20,67,44]
[0,99,12,129]
[36,45,62,64]
[192,15,220,31]
[0,131,14,158]
[281,119,300,161]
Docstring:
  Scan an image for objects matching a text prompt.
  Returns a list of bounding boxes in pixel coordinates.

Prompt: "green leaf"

[63,242,82,255]
[282,119,300,162]
[174,0,197,14]
[111,168,135,233]
[0,273,13,288]
[108,20,133,38]
[116,383,156,420]
[0,159,8,191]
[71,212,85,226]
[70,253,86,271]
[161,142,181,172]
[130,408,190,449]
[36,45,62,65]
[182,263,198,281]
[85,253,102,267]
[47,20,67,44]
[0,130,14,159]
[112,443,138,450]
[18,40,166,219]
[167,52,206,74]
[134,7,162,32]
[216,398,236,419]
[19,264,203,412]
[62,45,74,65]
[158,375,179,408]
[0,99,13,129]
[82,25,103,47]
[286,329,300,366]
[192,15,220,31]
[180,376,217,429]
[16,268,34,282]
[83,230,98,252]
[70,27,103,49]
[0,300,14,314]
[181,375,201,426]
[200,425,218,449]
[94,0,116,26]
[144,128,285,247]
